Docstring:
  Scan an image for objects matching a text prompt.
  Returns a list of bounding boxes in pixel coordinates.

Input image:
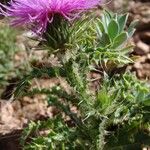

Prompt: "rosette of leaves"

[91,10,138,66]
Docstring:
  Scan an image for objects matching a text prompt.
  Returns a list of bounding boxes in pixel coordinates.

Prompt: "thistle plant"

[0,0,150,150]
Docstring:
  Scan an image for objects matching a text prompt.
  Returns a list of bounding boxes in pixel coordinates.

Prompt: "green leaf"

[108,20,119,41]
[99,33,111,48]
[129,19,139,29]
[104,9,113,18]
[128,28,136,37]
[118,14,129,33]
[101,12,110,32]
[136,92,145,103]
[95,21,104,38]
[127,20,138,37]
[97,88,110,109]
[119,45,134,54]
[96,19,105,33]
[112,32,128,48]
[143,95,150,106]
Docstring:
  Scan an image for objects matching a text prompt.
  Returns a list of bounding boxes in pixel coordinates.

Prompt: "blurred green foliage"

[0,24,29,98]
[0,25,18,88]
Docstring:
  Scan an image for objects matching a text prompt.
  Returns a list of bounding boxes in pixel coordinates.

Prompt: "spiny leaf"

[142,95,150,106]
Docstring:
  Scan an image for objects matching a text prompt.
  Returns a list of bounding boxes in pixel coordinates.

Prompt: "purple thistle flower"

[0,0,100,34]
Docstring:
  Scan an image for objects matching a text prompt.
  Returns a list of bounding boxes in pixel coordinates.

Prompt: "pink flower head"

[0,0,100,34]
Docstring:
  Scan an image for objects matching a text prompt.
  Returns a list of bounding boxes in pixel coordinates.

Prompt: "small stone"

[133,62,143,69]
[135,41,150,55]
[140,31,150,44]
[147,54,150,60]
